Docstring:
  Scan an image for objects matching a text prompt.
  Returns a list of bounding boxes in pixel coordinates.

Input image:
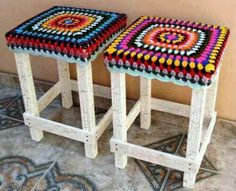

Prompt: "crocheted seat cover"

[104,16,230,88]
[5,6,127,64]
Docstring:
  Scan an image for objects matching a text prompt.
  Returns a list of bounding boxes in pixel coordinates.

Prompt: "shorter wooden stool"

[104,16,230,188]
[5,6,127,159]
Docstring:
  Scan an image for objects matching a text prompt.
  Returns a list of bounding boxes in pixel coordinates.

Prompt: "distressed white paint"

[14,54,115,159]
[200,117,211,143]
[140,77,151,129]
[70,79,111,99]
[23,113,93,142]
[110,138,198,173]
[37,81,61,112]
[151,98,190,117]
[76,63,97,159]
[205,72,220,118]
[109,71,218,189]
[183,88,207,188]
[111,72,127,168]
[57,60,73,109]
[126,99,141,130]
[96,107,113,140]
[198,112,217,164]
[14,53,43,141]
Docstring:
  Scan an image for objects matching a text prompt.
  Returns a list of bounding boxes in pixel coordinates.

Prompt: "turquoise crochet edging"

[106,65,220,90]
[9,29,123,66]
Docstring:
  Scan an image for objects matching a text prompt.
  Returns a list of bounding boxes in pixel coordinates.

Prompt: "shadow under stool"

[104,16,230,189]
[5,6,127,159]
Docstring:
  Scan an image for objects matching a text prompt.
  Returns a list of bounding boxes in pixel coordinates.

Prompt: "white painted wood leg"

[57,60,73,109]
[111,72,127,169]
[183,88,207,188]
[14,53,43,141]
[140,77,151,129]
[205,72,220,118]
[76,63,97,159]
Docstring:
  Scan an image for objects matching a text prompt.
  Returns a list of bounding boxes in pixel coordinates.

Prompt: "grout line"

[0,113,24,123]
[4,94,22,109]
[199,167,219,174]
[30,141,73,191]
[0,95,21,111]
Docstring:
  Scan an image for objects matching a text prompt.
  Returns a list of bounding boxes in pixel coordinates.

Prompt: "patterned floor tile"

[0,84,231,190]
[136,134,218,191]
[0,97,16,110]
[0,95,24,130]
[0,156,96,191]
[3,95,24,120]
[0,116,23,130]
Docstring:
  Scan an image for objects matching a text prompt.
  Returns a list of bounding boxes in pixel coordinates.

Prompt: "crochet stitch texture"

[6,6,127,64]
[104,16,230,88]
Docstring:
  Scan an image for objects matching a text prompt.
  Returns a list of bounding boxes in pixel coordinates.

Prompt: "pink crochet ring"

[104,16,230,88]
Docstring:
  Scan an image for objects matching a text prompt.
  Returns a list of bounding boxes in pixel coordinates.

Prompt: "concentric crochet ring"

[104,16,230,88]
[5,6,127,64]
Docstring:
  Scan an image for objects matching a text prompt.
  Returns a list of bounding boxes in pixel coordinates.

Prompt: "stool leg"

[183,88,207,188]
[204,72,220,118]
[14,53,43,141]
[140,77,151,129]
[57,60,73,109]
[76,64,97,159]
[111,72,127,168]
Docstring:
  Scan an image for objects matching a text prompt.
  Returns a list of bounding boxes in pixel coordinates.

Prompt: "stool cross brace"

[15,53,113,159]
[110,71,219,189]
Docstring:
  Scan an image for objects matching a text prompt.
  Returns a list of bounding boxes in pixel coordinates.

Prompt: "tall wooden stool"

[5,6,127,159]
[104,16,230,188]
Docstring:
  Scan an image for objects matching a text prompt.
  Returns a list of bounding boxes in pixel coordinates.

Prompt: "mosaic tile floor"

[136,134,218,191]
[0,95,24,130]
[0,85,235,191]
[0,156,96,190]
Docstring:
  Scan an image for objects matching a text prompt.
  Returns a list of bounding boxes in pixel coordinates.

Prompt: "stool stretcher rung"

[70,79,111,99]
[151,98,190,117]
[110,138,198,173]
[37,81,61,112]
[96,107,113,140]
[23,113,93,143]
[126,99,141,130]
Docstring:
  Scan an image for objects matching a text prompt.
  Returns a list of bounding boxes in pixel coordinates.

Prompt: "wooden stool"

[104,16,230,188]
[5,6,127,159]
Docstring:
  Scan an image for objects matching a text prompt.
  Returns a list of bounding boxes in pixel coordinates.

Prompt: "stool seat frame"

[15,53,112,159]
[109,70,220,189]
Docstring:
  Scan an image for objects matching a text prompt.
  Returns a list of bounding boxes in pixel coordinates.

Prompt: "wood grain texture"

[205,71,220,118]
[183,88,207,188]
[76,63,97,159]
[96,107,113,140]
[37,81,61,112]
[111,72,128,168]
[110,138,198,173]
[126,99,141,130]
[57,60,73,109]
[140,77,151,129]
[14,53,43,141]
[24,113,93,142]
[198,112,217,165]
[70,79,111,99]
[151,98,190,117]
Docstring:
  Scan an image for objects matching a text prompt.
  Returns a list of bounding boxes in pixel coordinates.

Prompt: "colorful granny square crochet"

[5,6,127,64]
[104,16,230,88]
